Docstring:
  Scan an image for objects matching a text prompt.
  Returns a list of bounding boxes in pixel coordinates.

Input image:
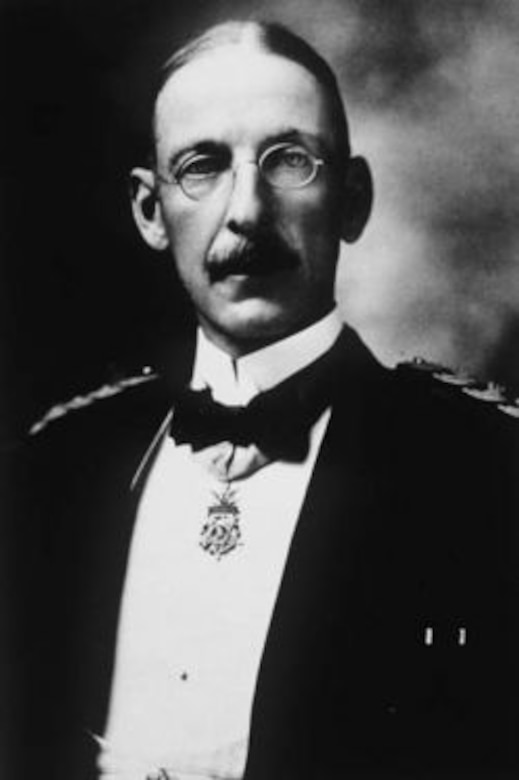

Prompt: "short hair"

[150,20,350,164]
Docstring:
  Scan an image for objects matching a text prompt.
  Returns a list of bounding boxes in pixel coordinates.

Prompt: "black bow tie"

[169,336,343,462]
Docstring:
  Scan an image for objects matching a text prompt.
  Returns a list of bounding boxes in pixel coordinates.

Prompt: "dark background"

[3,0,519,442]
[0,0,199,440]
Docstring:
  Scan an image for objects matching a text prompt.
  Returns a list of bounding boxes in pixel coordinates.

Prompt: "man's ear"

[339,156,373,244]
[129,167,169,251]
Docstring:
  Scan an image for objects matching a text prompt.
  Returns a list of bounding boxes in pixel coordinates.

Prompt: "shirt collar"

[191,308,343,406]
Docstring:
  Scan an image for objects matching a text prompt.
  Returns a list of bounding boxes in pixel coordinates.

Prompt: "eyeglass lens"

[177,144,320,200]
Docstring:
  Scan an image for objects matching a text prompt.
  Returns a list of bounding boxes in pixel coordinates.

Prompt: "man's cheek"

[175,259,207,297]
[173,224,218,271]
[281,203,327,241]
[170,235,207,279]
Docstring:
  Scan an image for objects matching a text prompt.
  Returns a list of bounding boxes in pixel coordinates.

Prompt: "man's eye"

[261,144,314,185]
[177,155,226,179]
[277,147,310,168]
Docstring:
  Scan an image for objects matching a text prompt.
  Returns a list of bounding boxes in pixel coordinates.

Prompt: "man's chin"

[200,298,301,355]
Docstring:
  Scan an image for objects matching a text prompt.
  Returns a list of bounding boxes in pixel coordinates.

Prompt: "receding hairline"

[150,20,350,163]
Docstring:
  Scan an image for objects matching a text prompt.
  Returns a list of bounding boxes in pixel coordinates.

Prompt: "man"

[10,19,519,780]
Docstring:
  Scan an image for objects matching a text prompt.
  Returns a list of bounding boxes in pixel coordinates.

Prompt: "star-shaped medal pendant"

[200,484,242,560]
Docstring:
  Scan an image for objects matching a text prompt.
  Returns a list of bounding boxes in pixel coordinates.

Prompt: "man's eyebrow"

[261,129,331,156]
[164,141,228,172]
[162,130,332,172]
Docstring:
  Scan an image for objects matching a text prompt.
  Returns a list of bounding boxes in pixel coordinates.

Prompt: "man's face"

[150,47,347,354]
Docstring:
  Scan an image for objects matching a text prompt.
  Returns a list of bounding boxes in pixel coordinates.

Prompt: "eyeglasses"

[155,142,326,201]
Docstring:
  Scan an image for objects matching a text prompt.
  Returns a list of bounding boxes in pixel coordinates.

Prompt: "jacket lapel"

[245,339,384,780]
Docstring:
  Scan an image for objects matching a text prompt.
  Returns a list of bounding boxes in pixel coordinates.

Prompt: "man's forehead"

[154,45,335,153]
[157,44,318,95]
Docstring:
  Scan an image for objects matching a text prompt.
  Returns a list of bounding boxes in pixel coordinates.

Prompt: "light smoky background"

[125,0,519,382]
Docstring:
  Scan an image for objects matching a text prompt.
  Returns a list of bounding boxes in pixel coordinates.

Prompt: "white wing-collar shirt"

[98,309,343,780]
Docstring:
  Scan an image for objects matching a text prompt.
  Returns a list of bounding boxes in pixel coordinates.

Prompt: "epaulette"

[29,367,158,436]
[397,357,519,418]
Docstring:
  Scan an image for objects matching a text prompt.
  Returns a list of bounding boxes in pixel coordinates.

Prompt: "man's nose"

[224,161,268,235]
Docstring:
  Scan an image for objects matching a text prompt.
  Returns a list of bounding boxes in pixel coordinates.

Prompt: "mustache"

[207,234,299,282]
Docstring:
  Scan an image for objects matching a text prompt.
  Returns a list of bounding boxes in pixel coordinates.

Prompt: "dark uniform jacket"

[5,328,519,780]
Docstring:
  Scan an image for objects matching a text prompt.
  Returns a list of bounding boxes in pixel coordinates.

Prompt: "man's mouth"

[207,237,299,283]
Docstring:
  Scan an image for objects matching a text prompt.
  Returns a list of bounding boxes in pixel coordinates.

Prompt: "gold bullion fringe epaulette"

[399,358,519,419]
[29,367,158,436]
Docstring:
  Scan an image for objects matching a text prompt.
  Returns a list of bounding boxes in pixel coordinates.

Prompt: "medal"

[200,483,242,559]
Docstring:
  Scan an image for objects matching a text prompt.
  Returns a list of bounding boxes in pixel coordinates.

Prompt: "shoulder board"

[397,357,519,418]
[29,368,158,436]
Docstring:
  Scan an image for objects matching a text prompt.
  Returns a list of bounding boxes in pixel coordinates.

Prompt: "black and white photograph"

[3,1,519,778]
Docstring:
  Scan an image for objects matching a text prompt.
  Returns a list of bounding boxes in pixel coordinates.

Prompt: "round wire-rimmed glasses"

[155,142,326,201]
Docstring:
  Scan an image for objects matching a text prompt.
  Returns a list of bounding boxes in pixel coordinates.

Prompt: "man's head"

[131,20,372,356]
